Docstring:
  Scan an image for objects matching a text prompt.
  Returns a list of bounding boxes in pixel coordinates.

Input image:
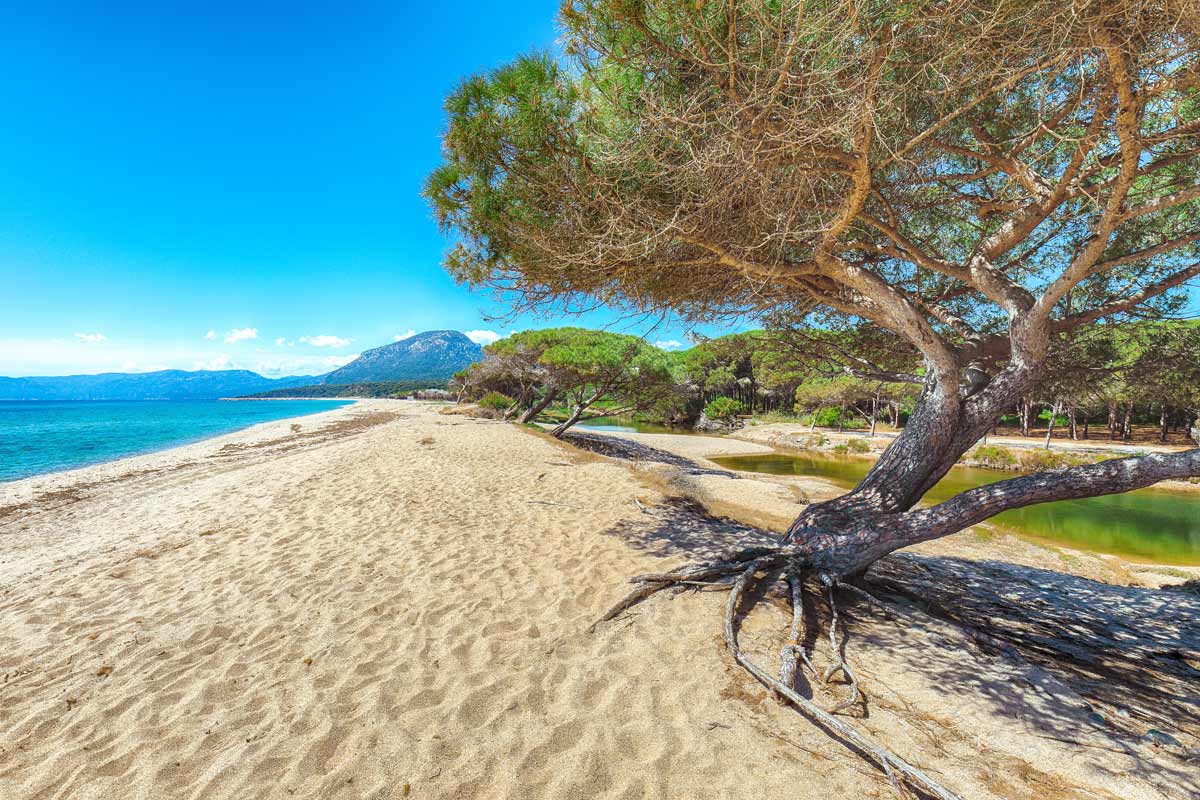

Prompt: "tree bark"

[1043,400,1061,449]
[1160,405,1170,443]
[778,362,1200,578]
[1108,401,1119,440]
[551,405,586,438]
[518,390,558,424]
[1122,402,1133,441]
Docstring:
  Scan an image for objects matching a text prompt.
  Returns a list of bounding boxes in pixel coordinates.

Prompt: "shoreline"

[1,403,1194,799]
[571,426,1200,575]
[0,400,374,510]
[0,398,361,492]
[729,422,1200,493]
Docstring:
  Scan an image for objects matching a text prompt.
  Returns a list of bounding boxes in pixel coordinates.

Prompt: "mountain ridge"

[319,330,482,384]
[0,369,316,402]
[0,330,486,400]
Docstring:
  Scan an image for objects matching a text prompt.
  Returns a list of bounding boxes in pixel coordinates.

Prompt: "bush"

[801,406,863,429]
[972,444,1018,468]
[1017,449,1073,471]
[477,391,514,412]
[844,438,871,453]
[794,434,828,449]
[704,396,748,423]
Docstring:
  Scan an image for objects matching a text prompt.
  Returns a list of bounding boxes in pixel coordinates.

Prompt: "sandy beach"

[1,401,1196,799]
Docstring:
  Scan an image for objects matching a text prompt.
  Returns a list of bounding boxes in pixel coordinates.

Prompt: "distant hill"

[320,330,482,384]
[0,330,484,401]
[244,380,441,399]
[0,370,315,401]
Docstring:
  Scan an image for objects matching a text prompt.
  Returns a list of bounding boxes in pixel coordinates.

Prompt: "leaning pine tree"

[426,2,1200,796]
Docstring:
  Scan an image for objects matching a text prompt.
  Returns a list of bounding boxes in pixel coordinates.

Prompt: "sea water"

[0,399,353,482]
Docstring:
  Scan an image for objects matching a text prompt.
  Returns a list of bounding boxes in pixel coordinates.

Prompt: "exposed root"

[592,548,964,800]
[779,569,809,690]
[822,580,862,715]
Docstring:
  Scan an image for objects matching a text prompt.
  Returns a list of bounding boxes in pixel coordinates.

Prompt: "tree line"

[454,320,1200,443]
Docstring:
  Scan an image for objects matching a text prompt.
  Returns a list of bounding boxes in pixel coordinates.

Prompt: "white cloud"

[0,337,350,379]
[73,332,107,343]
[654,339,685,351]
[393,329,417,341]
[464,329,503,346]
[204,330,217,341]
[274,337,295,347]
[299,334,353,348]
[248,353,357,377]
[192,354,231,371]
[223,327,258,344]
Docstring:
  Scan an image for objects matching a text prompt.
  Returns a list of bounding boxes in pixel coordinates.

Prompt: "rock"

[693,412,742,432]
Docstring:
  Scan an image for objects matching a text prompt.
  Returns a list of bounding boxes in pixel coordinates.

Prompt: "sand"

[1,401,1194,799]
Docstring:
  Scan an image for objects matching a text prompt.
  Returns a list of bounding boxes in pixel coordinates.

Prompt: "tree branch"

[902,448,1200,544]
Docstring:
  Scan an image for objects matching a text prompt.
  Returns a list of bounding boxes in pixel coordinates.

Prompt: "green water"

[576,416,701,435]
[711,452,1200,565]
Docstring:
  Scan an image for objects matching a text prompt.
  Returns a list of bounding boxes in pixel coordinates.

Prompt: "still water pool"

[711,452,1200,565]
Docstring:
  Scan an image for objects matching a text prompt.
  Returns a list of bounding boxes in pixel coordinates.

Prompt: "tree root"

[593,548,963,800]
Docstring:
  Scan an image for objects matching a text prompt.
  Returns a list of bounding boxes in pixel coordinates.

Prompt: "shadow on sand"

[600,495,1199,797]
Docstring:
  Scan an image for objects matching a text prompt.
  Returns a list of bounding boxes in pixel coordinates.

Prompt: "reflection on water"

[711,452,1200,565]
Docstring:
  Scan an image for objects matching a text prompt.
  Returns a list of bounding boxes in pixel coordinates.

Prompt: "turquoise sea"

[0,400,353,483]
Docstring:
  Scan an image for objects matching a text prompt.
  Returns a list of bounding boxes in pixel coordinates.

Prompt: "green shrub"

[1017,449,1072,471]
[796,434,828,449]
[844,438,871,453]
[477,391,514,412]
[802,406,863,429]
[972,444,1018,468]
[831,443,849,454]
[704,396,748,423]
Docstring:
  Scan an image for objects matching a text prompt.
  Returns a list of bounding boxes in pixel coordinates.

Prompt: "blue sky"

[0,1,701,377]
[3,4,1194,378]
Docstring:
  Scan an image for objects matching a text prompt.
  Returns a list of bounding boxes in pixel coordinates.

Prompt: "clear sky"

[0,1,703,377]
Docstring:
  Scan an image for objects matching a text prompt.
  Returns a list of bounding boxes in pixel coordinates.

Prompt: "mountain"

[0,370,316,401]
[320,330,482,385]
[0,330,484,401]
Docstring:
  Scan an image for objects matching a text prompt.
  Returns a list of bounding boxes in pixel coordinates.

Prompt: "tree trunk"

[1068,406,1077,440]
[770,364,1200,578]
[1108,401,1119,440]
[1044,400,1061,449]
[1160,405,1170,443]
[1083,414,1089,440]
[809,407,821,433]
[551,405,586,438]
[518,390,558,424]
[1019,398,1032,436]
[869,392,879,437]
[1122,402,1133,441]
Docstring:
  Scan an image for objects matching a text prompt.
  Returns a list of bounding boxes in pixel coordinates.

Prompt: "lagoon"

[712,452,1200,565]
